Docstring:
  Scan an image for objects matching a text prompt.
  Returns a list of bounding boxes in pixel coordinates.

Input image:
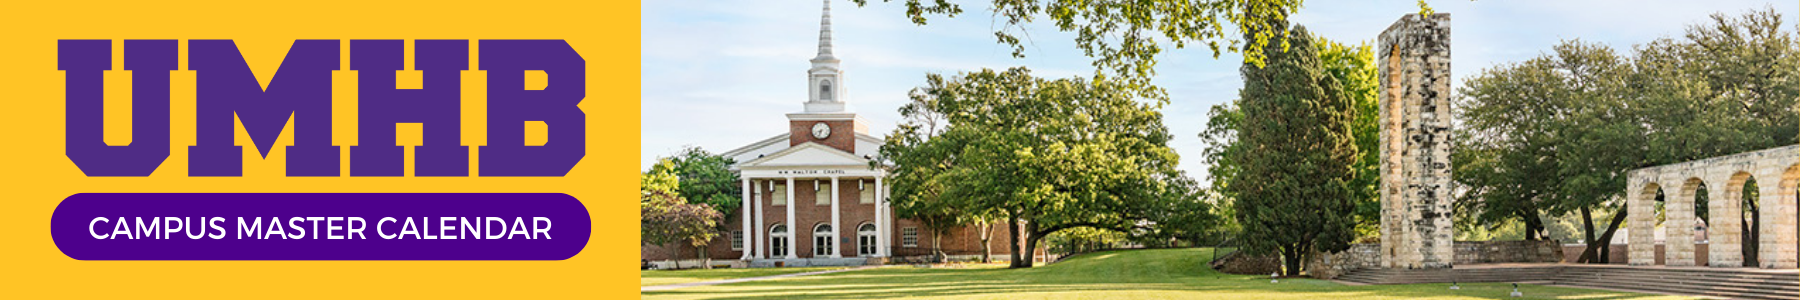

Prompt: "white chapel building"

[640,0,1019,268]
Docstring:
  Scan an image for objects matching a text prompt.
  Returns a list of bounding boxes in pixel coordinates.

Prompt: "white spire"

[803,0,847,113]
[812,0,837,62]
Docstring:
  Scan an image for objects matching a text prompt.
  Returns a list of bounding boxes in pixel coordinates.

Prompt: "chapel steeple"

[804,0,847,113]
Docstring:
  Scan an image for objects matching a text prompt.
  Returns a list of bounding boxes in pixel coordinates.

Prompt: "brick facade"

[639,180,1023,261]
[789,120,858,153]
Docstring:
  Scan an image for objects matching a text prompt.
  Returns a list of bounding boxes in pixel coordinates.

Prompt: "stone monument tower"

[1377,13,1454,270]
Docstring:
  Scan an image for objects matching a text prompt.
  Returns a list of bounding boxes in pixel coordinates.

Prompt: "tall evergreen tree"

[1229,22,1359,276]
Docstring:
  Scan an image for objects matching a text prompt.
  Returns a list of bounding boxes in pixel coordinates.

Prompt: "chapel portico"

[733,144,892,264]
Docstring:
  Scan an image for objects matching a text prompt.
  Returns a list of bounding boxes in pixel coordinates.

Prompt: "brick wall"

[788,120,858,152]
[642,176,1019,262]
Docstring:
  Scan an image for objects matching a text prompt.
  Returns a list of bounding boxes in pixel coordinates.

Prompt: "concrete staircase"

[1335,264,1799,300]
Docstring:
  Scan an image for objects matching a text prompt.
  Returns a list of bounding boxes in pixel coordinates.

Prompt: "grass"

[641,266,845,287]
[640,248,1695,299]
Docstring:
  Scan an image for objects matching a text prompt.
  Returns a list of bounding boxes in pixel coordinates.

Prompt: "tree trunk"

[1021,223,1042,269]
[979,221,994,263]
[1577,207,1598,263]
[1743,198,1760,266]
[1008,215,1027,268]
[1282,245,1303,277]
[1577,207,1628,264]
[931,231,945,263]
[1523,210,1545,241]
[696,245,711,269]
[672,244,684,269]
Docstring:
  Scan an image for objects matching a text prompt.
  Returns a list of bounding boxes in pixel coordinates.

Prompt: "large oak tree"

[878,67,1185,268]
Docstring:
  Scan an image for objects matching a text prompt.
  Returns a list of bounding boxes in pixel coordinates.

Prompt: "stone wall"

[1308,244,1382,279]
[1377,13,1456,270]
[1309,241,1561,279]
[1452,240,1562,264]
[1215,252,1283,275]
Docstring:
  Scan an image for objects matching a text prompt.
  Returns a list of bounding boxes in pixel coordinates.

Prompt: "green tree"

[1139,173,1226,247]
[660,147,743,219]
[1314,38,1382,242]
[881,94,1004,262]
[1457,40,1637,262]
[1229,22,1358,276]
[641,160,726,269]
[879,67,1182,268]
[1200,36,1378,248]
[851,0,1305,99]
[1455,9,1797,263]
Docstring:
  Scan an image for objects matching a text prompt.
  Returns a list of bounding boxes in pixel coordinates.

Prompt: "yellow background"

[0,1,636,298]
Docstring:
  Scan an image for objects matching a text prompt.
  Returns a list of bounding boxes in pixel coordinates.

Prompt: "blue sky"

[641,0,1797,181]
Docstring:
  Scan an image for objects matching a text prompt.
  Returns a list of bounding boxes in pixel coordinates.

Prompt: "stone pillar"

[786,177,798,259]
[1377,13,1454,269]
[742,178,753,260]
[1710,177,1742,267]
[1758,174,1796,268]
[1668,180,1696,266]
[876,176,889,257]
[1627,179,1656,266]
[830,176,842,258]
[754,180,766,259]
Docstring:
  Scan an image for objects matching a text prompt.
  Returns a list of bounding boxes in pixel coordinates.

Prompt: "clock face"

[811,122,831,139]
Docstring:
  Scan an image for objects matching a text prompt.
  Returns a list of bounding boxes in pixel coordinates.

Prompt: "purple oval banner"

[51,193,590,260]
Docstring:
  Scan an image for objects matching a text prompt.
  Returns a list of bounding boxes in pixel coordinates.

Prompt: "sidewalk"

[640,266,879,292]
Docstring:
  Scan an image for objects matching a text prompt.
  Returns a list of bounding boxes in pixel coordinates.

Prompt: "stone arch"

[1640,182,1667,265]
[1726,171,1757,266]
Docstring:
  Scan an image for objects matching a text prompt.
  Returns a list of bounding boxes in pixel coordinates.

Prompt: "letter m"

[188,40,339,176]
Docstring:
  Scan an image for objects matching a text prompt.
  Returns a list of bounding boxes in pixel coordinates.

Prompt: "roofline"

[733,142,871,169]
[720,133,791,158]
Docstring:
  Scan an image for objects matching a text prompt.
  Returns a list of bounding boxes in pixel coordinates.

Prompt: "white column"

[876,176,888,257]
[753,180,765,259]
[785,177,798,259]
[741,178,753,260]
[830,176,842,258]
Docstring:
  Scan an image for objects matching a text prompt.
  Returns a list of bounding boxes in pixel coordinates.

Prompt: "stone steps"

[1334,264,1799,300]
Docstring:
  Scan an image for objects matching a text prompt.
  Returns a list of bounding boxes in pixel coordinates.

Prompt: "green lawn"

[641,266,845,287]
[640,248,1694,299]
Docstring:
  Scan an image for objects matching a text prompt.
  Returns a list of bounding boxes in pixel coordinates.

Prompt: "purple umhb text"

[58,39,586,177]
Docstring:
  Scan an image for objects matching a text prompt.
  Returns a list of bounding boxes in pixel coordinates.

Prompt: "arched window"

[819,80,833,101]
[770,224,789,257]
[857,223,878,256]
[814,224,835,256]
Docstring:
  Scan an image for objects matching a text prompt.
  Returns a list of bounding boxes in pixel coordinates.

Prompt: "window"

[815,180,831,205]
[772,183,787,205]
[731,230,744,251]
[859,180,875,204]
[820,80,833,100]
[858,224,878,256]
[770,224,789,257]
[813,224,836,256]
[901,227,919,248]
